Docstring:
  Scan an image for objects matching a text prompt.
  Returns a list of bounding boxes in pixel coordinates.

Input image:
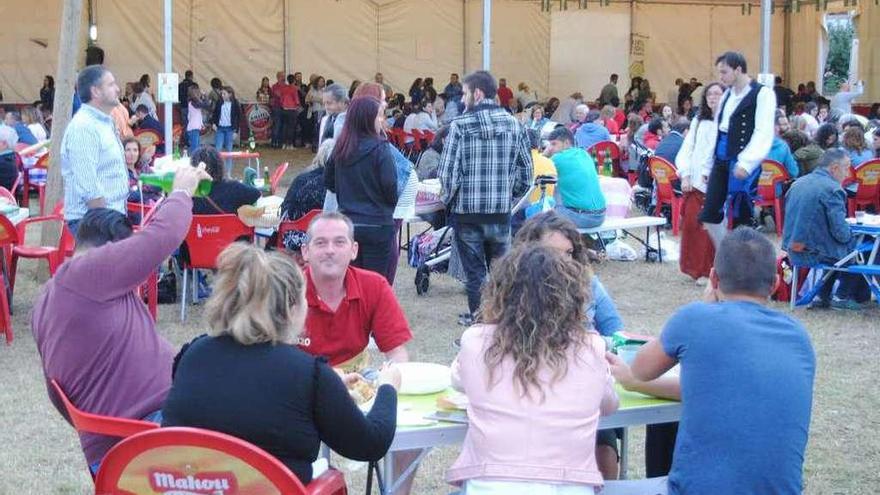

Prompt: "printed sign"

[158,73,180,103]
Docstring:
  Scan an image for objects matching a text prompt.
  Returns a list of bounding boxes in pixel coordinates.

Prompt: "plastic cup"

[855,211,866,224]
[617,344,643,366]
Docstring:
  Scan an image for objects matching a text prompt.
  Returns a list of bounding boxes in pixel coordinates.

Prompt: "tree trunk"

[38,0,84,281]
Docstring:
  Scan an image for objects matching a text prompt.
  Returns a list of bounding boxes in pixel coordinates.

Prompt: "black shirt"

[0,152,18,192]
[192,180,261,215]
[324,138,398,226]
[162,335,397,484]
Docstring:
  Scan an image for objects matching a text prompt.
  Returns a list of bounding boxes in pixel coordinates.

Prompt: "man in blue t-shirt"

[626,227,815,494]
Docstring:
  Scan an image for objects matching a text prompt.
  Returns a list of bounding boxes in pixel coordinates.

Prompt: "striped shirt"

[60,104,129,220]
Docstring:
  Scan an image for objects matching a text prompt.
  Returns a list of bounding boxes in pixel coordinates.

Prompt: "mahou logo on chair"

[149,469,238,494]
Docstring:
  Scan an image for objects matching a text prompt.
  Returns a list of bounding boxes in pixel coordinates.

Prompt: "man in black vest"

[699,52,776,247]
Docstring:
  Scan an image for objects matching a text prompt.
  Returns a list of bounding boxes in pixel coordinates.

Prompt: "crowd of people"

[13,47,879,495]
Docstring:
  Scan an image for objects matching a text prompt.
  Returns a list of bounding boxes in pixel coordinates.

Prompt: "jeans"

[353,224,396,283]
[214,126,234,177]
[88,409,163,475]
[271,108,283,147]
[453,217,511,315]
[814,257,871,303]
[186,129,201,153]
[554,204,605,229]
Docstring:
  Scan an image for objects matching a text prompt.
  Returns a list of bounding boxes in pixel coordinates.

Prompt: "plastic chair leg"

[0,281,12,345]
[179,268,188,322]
[790,263,798,310]
[671,199,681,236]
[774,200,784,237]
[38,186,46,216]
[9,254,18,296]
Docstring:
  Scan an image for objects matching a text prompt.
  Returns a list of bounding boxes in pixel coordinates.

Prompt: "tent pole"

[163,0,173,152]
[760,0,772,74]
[482,0,491,70]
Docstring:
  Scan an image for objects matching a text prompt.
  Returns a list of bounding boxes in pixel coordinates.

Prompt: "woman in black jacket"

[211,86,242,179]
[324,96,399,281]
[163,243,400,485]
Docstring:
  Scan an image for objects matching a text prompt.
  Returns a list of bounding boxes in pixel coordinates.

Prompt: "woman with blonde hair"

[162,243,400,485]
[447,244,618,494]
[842,125,873,167]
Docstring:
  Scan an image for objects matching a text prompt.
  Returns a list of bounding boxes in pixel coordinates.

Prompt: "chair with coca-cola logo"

[179,215,254,321]
[94,427,347,495]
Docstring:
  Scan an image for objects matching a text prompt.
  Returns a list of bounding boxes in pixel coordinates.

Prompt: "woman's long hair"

[333,96,382,164]
[480,244,589,401]
[697,82,724,122]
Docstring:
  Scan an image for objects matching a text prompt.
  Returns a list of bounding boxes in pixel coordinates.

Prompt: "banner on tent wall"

[629,33,648,79]
[242,103,272,143]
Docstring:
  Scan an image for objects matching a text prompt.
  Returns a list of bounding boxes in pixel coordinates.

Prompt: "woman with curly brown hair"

[446,244,618,494]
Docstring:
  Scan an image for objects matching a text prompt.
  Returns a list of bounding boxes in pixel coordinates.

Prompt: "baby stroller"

[630,139,655,214]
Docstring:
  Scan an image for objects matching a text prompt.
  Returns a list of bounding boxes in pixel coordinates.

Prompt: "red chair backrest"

[270,162,289,194]
[183,215,255,270]
[49,379,159,438]
[0,186,17,205]
[35,153,49,169]
[387,128,407,150]
[423,130,436,145]
[756,159,790,201]
[134,128,163,147]
[853,159,880,202]
[648,156,679,202]
[0,215,20,247]
[276,209,322,249]
[94,427,347,495]
[126,201,155,225]
[409,129,424,152]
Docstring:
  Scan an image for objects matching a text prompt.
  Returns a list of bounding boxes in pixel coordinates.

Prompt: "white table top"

[578,215,667,234]
[2,207,30,226]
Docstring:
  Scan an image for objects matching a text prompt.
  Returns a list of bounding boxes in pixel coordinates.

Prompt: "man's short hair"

[548,126,574,144]
[135,104,149,115]
[774,76,783,84]
[804,101,818,113]
[77,65,109,103]
[715,51,748,73]
[75,208,133,250]
[6,111,21,122]
[610,74,619,81]
[307,212,355,241]
[714,226,776,297]
[0,124,18,149]
[671,118,690,134]
[817,148,848,170]
[462,70,497,100]
[185,70,193,78]
[323,83,349,104]
[647,117,665,134]
[584,110,601,123]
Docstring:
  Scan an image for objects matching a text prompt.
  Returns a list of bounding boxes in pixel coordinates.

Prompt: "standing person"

[40,75,55,109]
[773,76,795,115]
[630,227,815,494]
[319,83,349,145]
[447,245,618,494]
[437,70,533,325]
[60,65,130,234]
[211,86,241,178]
[375,72,393,97]
[177,70,195,146]
[0,125,19,191]
[495,77,513,111]
[305,76,326,151]
[598,73,619,107]
[423,77,438,104]
[830,80,864,116]
[676,82,723,283]
[699,52,775,246]
[132,82,158,120]
[324,96,399,280]
[279,74,303,149]
[552,92,584,125]
[185,85,211,153]
[256,76,271,104]
[270,71,286,148]
[408,78,424,106]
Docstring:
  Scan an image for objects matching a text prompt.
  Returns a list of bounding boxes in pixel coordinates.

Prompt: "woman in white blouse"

[403,101,439,144]
[675,82,723,284]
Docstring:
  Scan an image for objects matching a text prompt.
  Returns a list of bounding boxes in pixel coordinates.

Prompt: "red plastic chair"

[133,128,163,149]
[386,128,408,151]
[22,153,49,215]
[276,209,322,250]
[587,140,622,177]
[9,212,72,298]
[125,201,156,227]
[49,379,160,439]
[845,159,880,216]
[422,130,436,146]
[754,159,791,236]
[408,129,425,158]
[648,156,682,236]
[94,427,347,495]
[180,214,255,321]
[0,216,16,344]
[270,162,290,195]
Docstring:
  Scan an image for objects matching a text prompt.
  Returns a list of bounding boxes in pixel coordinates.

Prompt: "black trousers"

[353,224,396,284]
[698,159,729,225]
[646,422,679,477]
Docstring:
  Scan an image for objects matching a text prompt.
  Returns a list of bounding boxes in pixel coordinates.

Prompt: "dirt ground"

[0,148,878,494]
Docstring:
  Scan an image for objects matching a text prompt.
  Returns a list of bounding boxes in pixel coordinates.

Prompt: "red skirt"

[679,191,715,280]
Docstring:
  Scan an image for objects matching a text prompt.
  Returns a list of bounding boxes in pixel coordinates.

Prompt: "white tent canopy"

[1,0,875,106]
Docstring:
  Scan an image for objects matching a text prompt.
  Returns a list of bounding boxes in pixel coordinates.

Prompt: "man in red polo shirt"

[299,211,411,368]
[497,78,514,110]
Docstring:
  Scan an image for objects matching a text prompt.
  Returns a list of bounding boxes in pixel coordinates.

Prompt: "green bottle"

[139,172,214,197]
[248,130,256,152]
[603,155,613,177]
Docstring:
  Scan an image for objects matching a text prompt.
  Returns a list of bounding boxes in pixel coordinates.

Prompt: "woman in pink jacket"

[447,244,619,494]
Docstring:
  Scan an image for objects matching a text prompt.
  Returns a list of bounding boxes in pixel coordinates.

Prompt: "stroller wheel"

[415,265,431,295]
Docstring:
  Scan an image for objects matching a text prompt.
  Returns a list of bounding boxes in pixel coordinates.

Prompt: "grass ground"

[0,149,878,494]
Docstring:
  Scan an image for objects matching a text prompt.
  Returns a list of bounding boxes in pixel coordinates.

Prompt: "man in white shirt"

[830,80,863,116]
[698,52,775,247]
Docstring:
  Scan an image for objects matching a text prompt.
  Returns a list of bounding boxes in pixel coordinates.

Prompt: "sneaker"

[457,313,474,327]
[830,298,862,311]
[808,298,831,310]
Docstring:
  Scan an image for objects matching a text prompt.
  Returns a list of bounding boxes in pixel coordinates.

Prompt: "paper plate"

[397,362,452,395]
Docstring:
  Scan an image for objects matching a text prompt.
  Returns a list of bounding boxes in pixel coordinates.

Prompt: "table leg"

[620,427,629,480]
[382,454,395,495]
[656,226,663,263]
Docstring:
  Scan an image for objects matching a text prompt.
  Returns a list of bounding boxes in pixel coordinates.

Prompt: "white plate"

[397,362,451,395]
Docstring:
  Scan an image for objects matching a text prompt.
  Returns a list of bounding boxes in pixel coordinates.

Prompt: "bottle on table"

[263,166,271,188]
[139,172,213,197]
[248,130,256,152]
[603,155,613,177]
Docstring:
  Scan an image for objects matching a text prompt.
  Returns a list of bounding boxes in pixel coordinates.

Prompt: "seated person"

[0,124,19,191]
[447,244,618,493]
[600,105,620,135]
[122,137,162,204]
[567,104,589,133]
[782,149,869,310]
[277,139,333,265]
[31,165,211,474]
[642,117,668,150]
[4,110,37,145]
[574,110,612,150]
[132,104,165,154]
[415,126,448,180]
[403,101,439,143]
[653,117,689,164]
[782,130,822,175]
[161,243,400,485]
[618,227,815,494]
[190,145,261,215]
[545,127,606,229]
[526,105,550,132]
[842,126,874,168]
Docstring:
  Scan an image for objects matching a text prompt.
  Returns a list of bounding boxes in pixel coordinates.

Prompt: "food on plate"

[437,391,469,411]
[335,368,377,405]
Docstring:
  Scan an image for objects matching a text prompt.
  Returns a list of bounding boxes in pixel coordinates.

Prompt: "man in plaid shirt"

[438,70,533,323]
